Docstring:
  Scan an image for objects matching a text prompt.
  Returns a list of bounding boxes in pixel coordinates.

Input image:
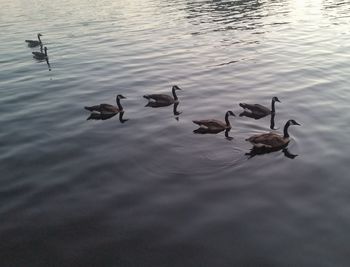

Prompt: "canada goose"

[25,33,43,47]
[193,110,235,133]
[246,119,300,149]
[32,47,48,60]
[84,94,126,114]
[239,96,281,118]
[143,85,181,107]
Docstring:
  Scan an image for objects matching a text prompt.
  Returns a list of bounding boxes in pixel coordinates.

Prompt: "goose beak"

[295,122,301,126]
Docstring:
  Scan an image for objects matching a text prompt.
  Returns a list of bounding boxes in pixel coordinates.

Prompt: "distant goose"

[25,33,43,47]
[84,94,126,114]
[246,119,300,149]
[193,110,235,133]
[239,96,281,118]
[32,47,48,60]
[143,85,181,107]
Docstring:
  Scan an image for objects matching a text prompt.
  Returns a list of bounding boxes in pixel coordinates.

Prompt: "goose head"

[272,96,281,103]
[172,85,181,91]
[227,110,235,117]
[288,119,300,126]
[116,94,126,101]
[38,33,43,37]
[283,119,301,138]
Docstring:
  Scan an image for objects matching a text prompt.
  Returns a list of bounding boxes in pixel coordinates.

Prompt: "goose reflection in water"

[194,126,233,141]
[45,57,51,71]
[86,111,128,123]
[246,146,298,159]
[240,105,278,130]
[145,96,182,119]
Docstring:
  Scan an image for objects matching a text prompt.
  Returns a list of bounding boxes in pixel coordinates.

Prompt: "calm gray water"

[1,0,350,266]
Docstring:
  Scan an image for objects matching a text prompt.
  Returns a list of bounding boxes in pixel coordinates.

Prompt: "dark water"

[1,0,350,266]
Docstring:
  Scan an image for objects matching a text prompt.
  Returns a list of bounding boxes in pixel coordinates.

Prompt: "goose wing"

[192,119,226,129]
[246,133,288,148]
[239,103,270,115]
[25,40,40,47]
[143,94,174,104]
[84,104,119,114]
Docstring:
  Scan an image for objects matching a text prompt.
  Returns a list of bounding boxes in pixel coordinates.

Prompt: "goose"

[143,85,181,107]
[25,33,43,47]
[239,96,281,118]
[193,110,235,133]
[246,119,300,149]
[84,94,126,114]
[32,47,48,60]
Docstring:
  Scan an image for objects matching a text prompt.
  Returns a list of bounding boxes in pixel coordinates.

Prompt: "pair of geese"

[85,85,300,152]
[25,33,48,60]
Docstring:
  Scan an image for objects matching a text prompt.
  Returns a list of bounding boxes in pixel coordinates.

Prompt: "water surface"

[1,0,350,266]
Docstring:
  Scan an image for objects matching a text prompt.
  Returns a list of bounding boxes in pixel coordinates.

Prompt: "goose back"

[193,119,227,129]
[246,133,289,148]
[239,103,271,116]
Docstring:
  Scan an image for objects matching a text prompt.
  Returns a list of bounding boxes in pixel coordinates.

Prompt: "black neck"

[38,35,42,43]
[116,97,123,110]
[44,48,47,56]
[283,121,290,138]
[271,99,276,113]
[225,112,231,127]
[270,113,276,130]
[172,87,178,101]
[173,102,180,116]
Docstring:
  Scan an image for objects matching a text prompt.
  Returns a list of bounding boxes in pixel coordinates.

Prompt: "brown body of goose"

[143,85,181,106]
[246,119,300,149]
[239,96,281,118]
[32,47,48,60]
[193,110,235,132]
[25,33,43,47]
[84,95,126,114]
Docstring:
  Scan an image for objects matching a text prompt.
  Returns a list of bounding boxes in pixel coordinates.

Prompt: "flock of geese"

[84,85,301,158]
[25,33,51,70]
[25,33,300,158]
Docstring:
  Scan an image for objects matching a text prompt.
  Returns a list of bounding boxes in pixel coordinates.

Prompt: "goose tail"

[84,106,95,112]
[239,103,247,108]
[143,95,151,100]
